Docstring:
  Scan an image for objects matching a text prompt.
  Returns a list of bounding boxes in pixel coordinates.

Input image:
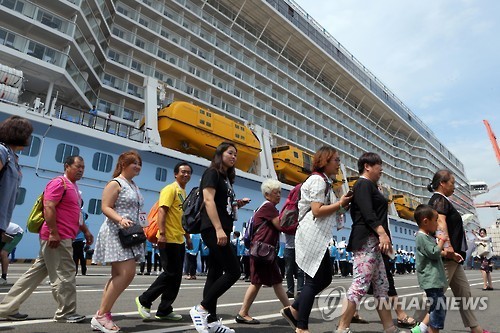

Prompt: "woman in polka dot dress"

[91,151,145,333]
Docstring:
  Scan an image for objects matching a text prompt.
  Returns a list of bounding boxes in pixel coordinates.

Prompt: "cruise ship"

[0,0,478,259]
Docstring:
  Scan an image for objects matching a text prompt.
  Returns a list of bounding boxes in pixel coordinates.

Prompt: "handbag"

[118,223,146,248]
[476,242,490,257]
[250,241,276,262]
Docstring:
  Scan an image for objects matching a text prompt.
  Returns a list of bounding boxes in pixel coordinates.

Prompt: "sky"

[292,0,500,228]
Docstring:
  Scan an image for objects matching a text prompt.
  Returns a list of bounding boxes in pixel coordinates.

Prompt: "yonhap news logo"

[317,286,346,321]
[316,289,490,322]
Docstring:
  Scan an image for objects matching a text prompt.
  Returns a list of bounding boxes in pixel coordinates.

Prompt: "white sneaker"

[207,319,235,333]
[0,278,7,285]
[189,305,209,333]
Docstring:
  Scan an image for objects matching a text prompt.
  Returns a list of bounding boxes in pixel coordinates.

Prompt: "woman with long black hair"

[189,142,250,333]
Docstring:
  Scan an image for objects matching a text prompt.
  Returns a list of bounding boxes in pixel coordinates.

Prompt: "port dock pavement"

[0,263,498,332]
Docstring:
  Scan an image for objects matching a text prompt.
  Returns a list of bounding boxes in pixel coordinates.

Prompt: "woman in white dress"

[91,151,145,332]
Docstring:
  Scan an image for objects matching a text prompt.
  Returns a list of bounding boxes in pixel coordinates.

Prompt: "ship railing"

[52,105,146,143]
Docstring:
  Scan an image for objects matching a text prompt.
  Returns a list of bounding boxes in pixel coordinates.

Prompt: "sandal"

[351,314,369,324]
[91,311,120,333]
[397,315,416,328]
[385,326,410,333]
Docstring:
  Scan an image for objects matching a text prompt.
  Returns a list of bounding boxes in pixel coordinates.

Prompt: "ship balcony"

[1,0,76,38]
[0,27,70,68]
[0,27,102,109]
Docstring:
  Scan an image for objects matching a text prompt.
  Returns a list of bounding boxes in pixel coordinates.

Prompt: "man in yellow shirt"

[135,162,193,320]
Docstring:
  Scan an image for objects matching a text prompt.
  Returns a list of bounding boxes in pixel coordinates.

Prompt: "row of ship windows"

[21,137,169,182]
[333,234,415,253]
[395,245,415,253]
[15,188,103,216]
[396,225,416,236]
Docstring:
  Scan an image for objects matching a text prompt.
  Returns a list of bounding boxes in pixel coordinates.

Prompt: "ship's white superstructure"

[0,0,477,258]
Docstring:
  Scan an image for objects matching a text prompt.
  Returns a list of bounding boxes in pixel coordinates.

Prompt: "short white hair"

[261,179,282,197]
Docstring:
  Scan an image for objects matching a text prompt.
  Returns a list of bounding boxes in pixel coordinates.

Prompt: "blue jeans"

[425,288,446,330]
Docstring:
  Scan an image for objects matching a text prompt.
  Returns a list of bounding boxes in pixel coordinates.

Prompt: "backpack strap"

[251,201,271,239]
[311,171,331,197]
[252,220,267,239]
[56,176,68,203]
[300,172,331,220]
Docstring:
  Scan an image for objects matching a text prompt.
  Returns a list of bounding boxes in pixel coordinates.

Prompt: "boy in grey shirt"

[413,204,447,333]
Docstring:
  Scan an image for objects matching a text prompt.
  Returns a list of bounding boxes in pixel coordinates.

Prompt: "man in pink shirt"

[0,155,93,322]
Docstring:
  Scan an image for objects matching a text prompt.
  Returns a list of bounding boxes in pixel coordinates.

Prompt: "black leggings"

[292,250,332,329]
[201,228,241,322]
[72,240,87,275]
[186,253,198,276]
[140,250,153,274]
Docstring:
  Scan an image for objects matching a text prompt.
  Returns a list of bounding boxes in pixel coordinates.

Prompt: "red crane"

[474,201,500,208]
[474,121,500,208]
[483,120,500,165]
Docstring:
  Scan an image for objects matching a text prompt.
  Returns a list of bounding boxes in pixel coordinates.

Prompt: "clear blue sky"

[292,0,500,227]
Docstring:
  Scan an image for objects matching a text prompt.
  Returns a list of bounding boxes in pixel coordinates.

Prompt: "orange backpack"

[144,201,159,243]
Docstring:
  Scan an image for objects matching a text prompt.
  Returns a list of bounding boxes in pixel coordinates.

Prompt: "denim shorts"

[425,288,446,329]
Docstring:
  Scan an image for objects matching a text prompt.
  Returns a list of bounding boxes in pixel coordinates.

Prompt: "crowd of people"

[0,114,493,333]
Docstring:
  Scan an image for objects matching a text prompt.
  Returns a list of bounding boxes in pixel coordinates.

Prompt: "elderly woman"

[235,179,290,324]
[280,146,352,333]
[414,170,490,333]
[336,152,403,333]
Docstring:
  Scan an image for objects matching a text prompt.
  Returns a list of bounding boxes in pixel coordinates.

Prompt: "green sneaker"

[135,296,151,319]
[410,326,421,333]
[155,311,182,321]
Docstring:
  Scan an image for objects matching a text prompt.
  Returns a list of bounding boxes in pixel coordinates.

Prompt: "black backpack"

[182,187,204,234]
